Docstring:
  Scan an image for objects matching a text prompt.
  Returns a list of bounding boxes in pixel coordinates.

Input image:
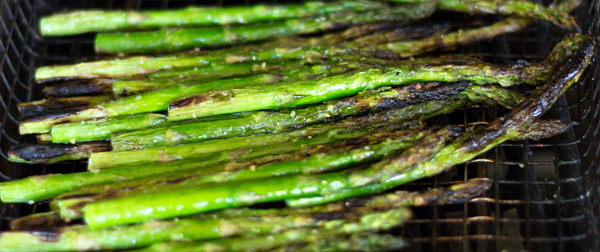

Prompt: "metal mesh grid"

[0,0,598,251]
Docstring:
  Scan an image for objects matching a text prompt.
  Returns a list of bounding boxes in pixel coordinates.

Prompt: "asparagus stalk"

[92,83,520,168]
[35,55,216,83]
[24,58,384,134]
[136,208,412,252]
[2,180,489,250]
[1,215,322,251]
[81,39,591,227]
[39,1,387,36]
[112,82,521,150]
[7,141,110,164]
[50,113,167,143]
[378,18,532,57]
[2,117,418,202]
[34,22,441,84]
[55,130,429,219]
[281,233,407,252]
[94,5,435,54]
[89,111,414,169]
[110,81,468,150]
[42,61,290,97]
[286,35,594,207]
[18,95,113,121]
[0,153,233,203]
[166,55,553,121]
[20,73,284,134]
[79,126,456,228]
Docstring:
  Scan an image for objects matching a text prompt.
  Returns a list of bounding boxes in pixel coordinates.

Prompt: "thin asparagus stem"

[111,82,521,150]
[167,34,578,121]
[135,208,412,252]
[50,113,167,143]
[2,116,420,202]
[39,1,387,36]
[18,95,113,122]
[56,130,428,220]
[7,141,111,164]
[94,5,435,54]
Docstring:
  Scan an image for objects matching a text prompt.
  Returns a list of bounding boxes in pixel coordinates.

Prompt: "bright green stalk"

[167,61,548,121]
[0,154,233,203]
[20,73,283,135]
[39,1,387,36]
[111,61,306,96]
[56,131,426,220]
[3,116,417,202]
[50,113,167,143]
[135,208,412,252]
[0,215,319,251]
[89,112,412,170]
[113,83,521,150]
[94,5,435,54]
[80,126,455,228]
[35,55,216,83]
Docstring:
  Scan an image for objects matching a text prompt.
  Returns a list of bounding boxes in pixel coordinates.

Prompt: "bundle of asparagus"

[1,0,588,251]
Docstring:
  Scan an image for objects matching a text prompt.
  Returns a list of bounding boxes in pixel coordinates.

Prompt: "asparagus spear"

[379,18,532,57]
[42,61,290,97]
[79,125,457,228]
[435,0,577,30]
[39,1,387,36]
[2,180,490,250]
[24,58,386,135]
[50,113,167,143]
[20,73,284,135]
[166,53,556,121]
[56,130,429,219]
[110,81,463,149]
[34,22,441,83]
[43,79,115,97]
[18,95,113,120]
[2,117,418,202]
[35,55,216,83]
[7,141,110,164]
[89,110,415,170]
[278,233,407,252]
[136,208,412,252]
[112,82,520,150]
[392,0,578,29]
[94,5,435,54]
[91,82,519,168]
[81,38,591,227]
[287,35,594,207]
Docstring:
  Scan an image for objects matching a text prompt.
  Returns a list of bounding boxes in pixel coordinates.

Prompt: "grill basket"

[0,0,599,251]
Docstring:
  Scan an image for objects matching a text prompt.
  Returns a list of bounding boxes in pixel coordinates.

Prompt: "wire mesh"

[0,0,598,251]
